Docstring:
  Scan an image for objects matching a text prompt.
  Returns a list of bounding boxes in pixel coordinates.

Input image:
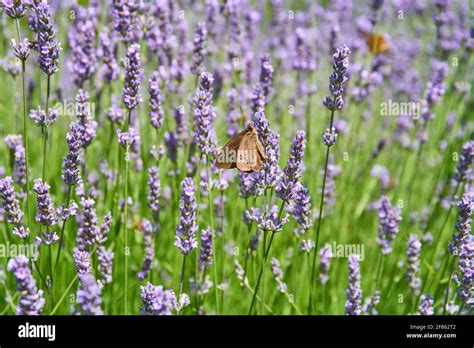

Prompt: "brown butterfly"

[215,124,266,172]
[365,33,390,55]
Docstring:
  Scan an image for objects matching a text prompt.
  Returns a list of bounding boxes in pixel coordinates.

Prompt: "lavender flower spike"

[0,176,28,238]
[276,130,306,202]
[2,0,28,19]
[271,258,287,293]
[61,122,82,186]
[147,166,161,213]
[122,44,142,111]
[190,22,208,75]
[406,233,421,295]
[175,178,198,255]
[148,71,165,129]
[449,193,473,256]
[376,196,402,255]
[193,72,217,156]
[345,255,362,315]
[31,1,61,76]
[77,273,103,315]
[140,282,177,315]
[138,219,155,281]
[199,227,213,272]
[7,255,45,315]
[419,293,434,315]
[323,45,350,111]
[33,179,58,227]
[319,244,332,284]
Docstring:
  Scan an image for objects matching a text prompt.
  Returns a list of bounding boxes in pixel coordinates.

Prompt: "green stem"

[54,185,72,272]
[442,256,456,315]
[177,254,187,315]
[206,156,218,314]
[308,145,331,314]
[248,201,286,315]
[42,75,51,181]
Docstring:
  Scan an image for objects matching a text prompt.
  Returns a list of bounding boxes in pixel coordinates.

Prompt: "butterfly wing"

[236,130,265,172]
[215,130,246,169]
[367,33,389,54]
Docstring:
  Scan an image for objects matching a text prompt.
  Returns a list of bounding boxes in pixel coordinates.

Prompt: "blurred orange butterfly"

[365,33,389,55]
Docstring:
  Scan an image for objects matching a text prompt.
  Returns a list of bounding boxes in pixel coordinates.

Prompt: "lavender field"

[0,0,472,316]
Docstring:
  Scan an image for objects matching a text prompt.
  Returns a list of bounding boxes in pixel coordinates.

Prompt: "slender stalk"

[308,106,336,314]
[15,19,31,233]
[54,185,72,272]
[248,202,286,315]
[177,254,187,315]
[308,145,331,313]
[206,156,218,314]
[42,75,51,181]
[123,144,129,314]
[442,256,456,315]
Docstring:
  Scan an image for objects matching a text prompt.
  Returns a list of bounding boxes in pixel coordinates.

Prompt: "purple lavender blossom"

[11,38,31,61]
[256,205,289,233]
[76,197,101,249]
[164,131,178,163]
[292,183,313,235]
[407,233,421,295]
[362,290,381,315]
[199,227,213,272]
[0,176,28,238]
[147,166,160,213]
[122,44,142,111]
[140,282,176,315]
[238,172,257,199]
[345,255,362,315]
[377,196,402,255]
[77,273,103,315]
[419,293,434,315]
[173,106,188,146]
[5,135,26,189]
[75,89,97,148]
[29,106,57,127]
[33,179,57,227]
[30,1,61,76]
[97,246,114,286]
[323,45,350,111]
[62,122,82,186]
[175,178,198,255]
[300,239,315,253]
[319,244,332,284]
[68,6,98,88]
[138,219,155,281]
[148,71,164,129]
[259,54,274,103]
[453,141,473,187]
[449,193,473,256]
[112,0,140,43]
[74,247,91,278]
[1,0,27,19]
[117,127,140,150]
[276,130,306,202]
[7,255,45,315]
[293,28,315,72]
[193,72,217,156]
[106,104,124,124]
[98,31,119,83]
[190,22,208,75]
[56,201,78,221]
[271,258,287,293]
[322,127,338,147]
